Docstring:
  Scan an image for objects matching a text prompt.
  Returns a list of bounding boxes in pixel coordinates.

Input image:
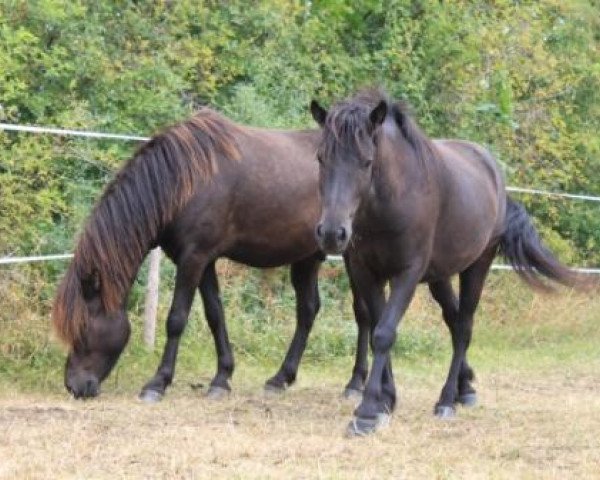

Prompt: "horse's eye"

[317,155,323,165]
[362,159,373,169]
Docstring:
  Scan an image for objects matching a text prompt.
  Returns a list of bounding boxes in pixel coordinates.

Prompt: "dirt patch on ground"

[1,365,599,479]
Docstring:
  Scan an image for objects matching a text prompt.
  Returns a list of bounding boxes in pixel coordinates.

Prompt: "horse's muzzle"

[315,222,350,254]
[66,375,100,399]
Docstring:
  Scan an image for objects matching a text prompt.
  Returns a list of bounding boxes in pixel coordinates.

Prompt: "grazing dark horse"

[52,108,371,401]
[311,89,585,436]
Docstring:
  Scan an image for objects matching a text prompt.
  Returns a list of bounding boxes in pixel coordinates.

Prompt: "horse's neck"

[372,137,430,204]
[106,242,153,309]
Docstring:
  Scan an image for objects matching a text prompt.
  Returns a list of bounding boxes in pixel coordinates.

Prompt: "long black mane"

[53,108,240,345]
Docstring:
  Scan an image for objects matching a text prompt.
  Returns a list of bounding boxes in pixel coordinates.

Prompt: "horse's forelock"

[323,102,376,160]
[324,88,438,170]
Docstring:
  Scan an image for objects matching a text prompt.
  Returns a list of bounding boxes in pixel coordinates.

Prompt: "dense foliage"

[1,0,599,264]
[0,0,598,325]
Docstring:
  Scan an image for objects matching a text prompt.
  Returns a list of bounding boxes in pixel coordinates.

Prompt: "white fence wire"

[505,186,600,203]
[2,253,599,274]
[0,123,149,142]
[0,254,74,265]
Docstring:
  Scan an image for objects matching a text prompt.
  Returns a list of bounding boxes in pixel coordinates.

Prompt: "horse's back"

[435,139,501,183]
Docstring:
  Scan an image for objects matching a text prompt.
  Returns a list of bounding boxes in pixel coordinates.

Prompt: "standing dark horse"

[52,109,371,401]
[311,89,585,435]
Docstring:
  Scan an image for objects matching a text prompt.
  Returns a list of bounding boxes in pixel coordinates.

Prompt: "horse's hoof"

[264,383,286,396]
[345,412,391,437]
[138,389,163,404]
[205,385,230,400]
[342,388,363,402]
[457,392,477,407]
[434,404,456,419]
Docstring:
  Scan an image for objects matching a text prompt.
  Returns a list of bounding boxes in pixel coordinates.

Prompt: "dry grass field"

[1,350,599,479]
[1,272,599,479]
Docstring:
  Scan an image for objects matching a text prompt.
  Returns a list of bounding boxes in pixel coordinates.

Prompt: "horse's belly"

[423,254,483,281]
[428,228,498,278]
[226,225,319,268]
[225,243,318,268]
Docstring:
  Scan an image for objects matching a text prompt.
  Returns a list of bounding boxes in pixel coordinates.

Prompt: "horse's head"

[54,267,130,399]
[310,97,387,254]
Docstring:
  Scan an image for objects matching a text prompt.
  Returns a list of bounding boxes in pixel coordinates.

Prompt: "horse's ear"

[369,101,387,128]
[310,100,327,127]
[81,269,101,300]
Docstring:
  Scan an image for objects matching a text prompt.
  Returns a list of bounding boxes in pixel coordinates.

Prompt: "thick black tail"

[499,197,585,291]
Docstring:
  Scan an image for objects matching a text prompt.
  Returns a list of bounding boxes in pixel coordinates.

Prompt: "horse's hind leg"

[139,253,208,403]
[428,279,477,406]
[434,248,495,418]
[199,262,234,399]
[265,254,321,392]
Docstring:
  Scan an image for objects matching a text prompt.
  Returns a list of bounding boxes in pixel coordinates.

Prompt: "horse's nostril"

[337,226,347,243]
[316,223,324,239]
[84,379,98,397]
[65,381,75,396]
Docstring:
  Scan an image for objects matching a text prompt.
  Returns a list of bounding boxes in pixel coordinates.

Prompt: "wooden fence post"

[143,248,161,349]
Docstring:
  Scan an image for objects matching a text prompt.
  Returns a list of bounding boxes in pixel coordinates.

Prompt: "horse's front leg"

[139,253,208,402]
[349,264,422,436]
[342,255,373,400]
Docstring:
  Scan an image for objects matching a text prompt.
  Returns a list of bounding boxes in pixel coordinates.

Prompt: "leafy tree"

[1,0,598,264]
